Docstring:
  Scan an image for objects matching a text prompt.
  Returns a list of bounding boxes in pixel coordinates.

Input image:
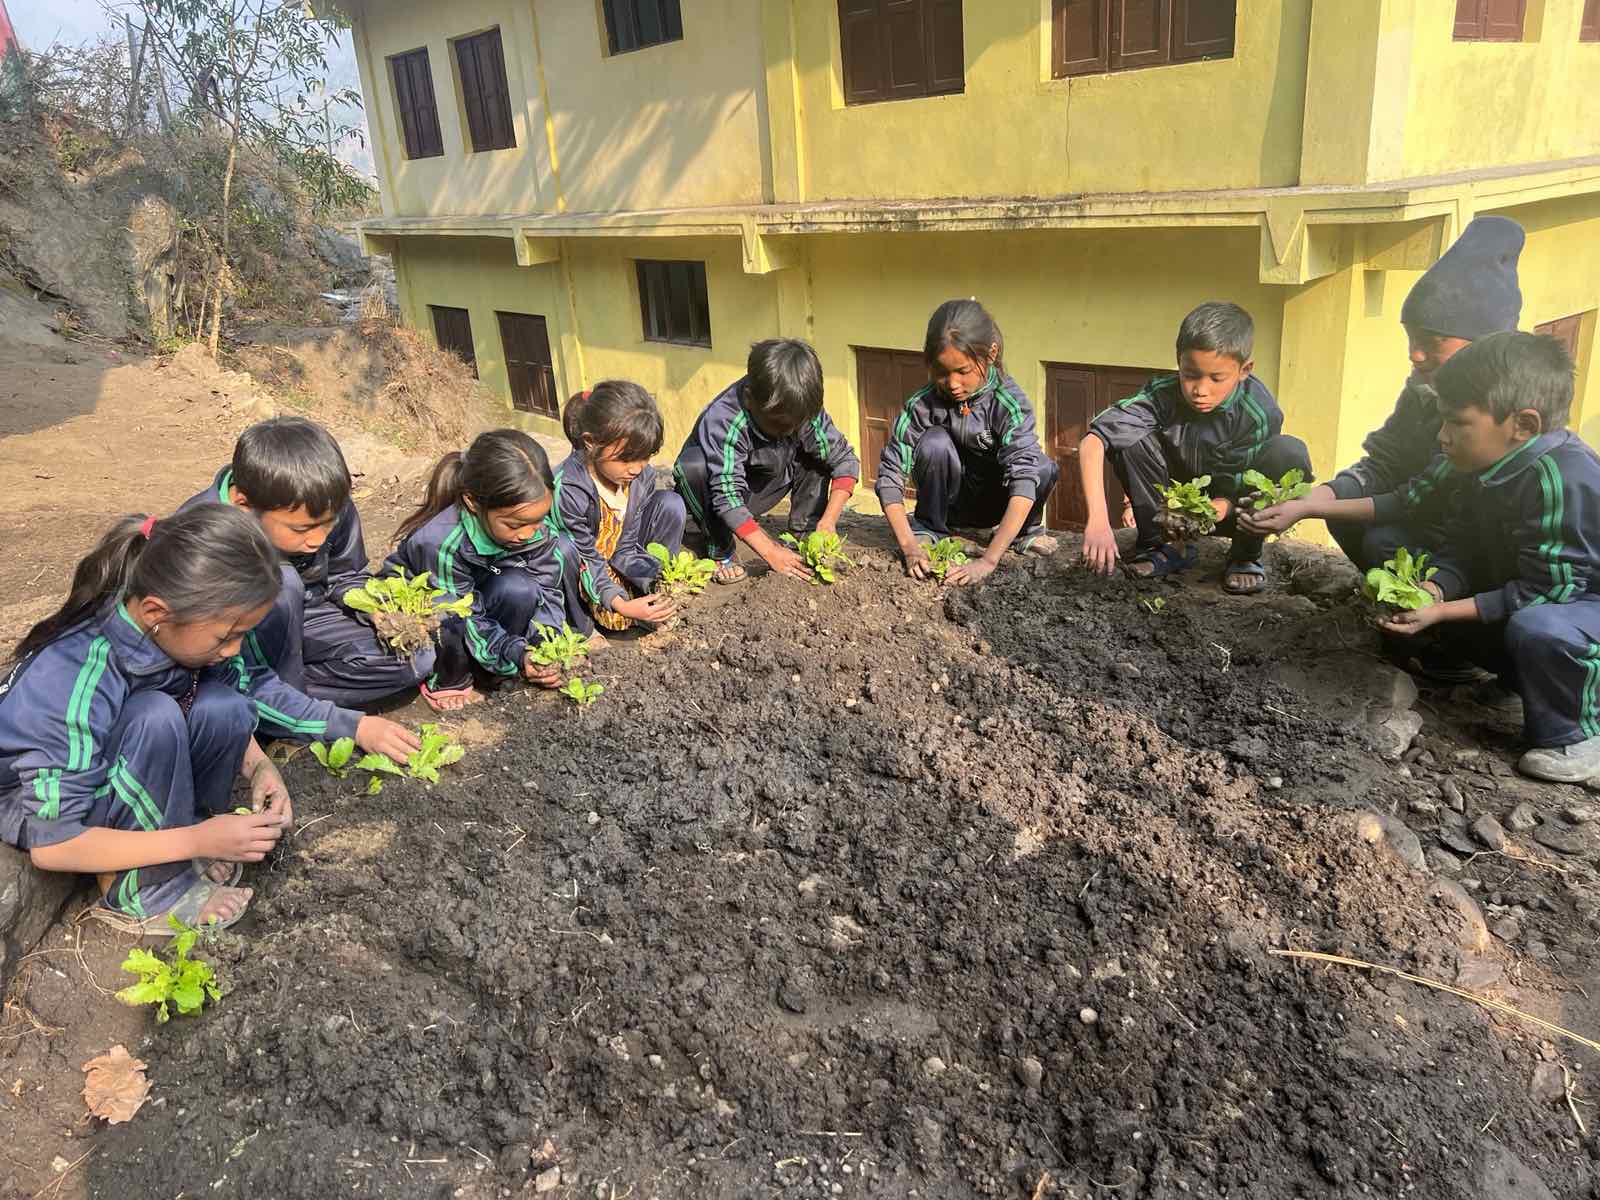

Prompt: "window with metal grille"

[1453,0,1526,41]
[389,47,444,160]
[636,261,711,348]
[838,0,964,106]
[453,28,516,153]
[430,305,478,377]
[1052,0,1235,78]
[497,312,560,418]
[602,0,684,55]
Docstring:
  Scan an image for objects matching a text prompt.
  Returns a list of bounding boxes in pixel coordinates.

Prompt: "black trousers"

[908,426,1058,538]
[674,444,832,558]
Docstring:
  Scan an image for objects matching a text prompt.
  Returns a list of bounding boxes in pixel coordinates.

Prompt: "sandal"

[712,558,747,585]
[87,873,251,936]
[1221,560,1267,595]
[420,680,482,712]
[1013,532,1059,557]
[193,858,243,888]
[1124,543,1198,579]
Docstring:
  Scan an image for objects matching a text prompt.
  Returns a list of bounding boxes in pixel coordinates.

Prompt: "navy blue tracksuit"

[1420,431,1600,748]
[1087,373,1311,564]
[875,367,1057,538]
[182,469,433,713]
[674,377,860,559]
[549,451,687,612]
[0,604,356,918]
[385,504,584,689]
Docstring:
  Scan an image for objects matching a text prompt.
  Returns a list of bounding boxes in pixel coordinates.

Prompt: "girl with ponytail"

[389,429,586,711]
[0,504,353,932]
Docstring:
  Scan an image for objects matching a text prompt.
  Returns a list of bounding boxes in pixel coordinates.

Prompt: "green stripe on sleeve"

[437,525,465,595]
[252,702,327,736]
[993,384,1023,447]
[65,637,111,772]
[1533,457,1576,604]
[674,463,708,527]
[33,768,62,821]
[719,410,750,513]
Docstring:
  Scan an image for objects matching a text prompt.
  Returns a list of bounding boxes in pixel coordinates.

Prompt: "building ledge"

[359,155,1600,285]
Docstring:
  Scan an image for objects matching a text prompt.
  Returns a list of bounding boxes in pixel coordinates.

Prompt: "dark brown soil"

[73,530,1599,1199]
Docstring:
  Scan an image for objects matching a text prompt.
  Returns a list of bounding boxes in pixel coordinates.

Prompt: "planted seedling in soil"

[780,531,855,584]
[560,678,604,707]
[116,916,222,1023]
[648,543,717,599]
[1242,468,1313,521]
[342,567,472,658]
[1361,547,1438,626]
[1139,594,1167,615]
[1156,476,1217,545]
[407,723,465,784]
[926,537,969,581]
[308,737,405,792]
[528,623,591,673]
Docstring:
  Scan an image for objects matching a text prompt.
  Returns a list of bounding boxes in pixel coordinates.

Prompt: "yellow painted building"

[343,0,1600,528]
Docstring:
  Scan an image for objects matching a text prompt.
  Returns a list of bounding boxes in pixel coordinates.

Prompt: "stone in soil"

[1529,1063,1566,1106]
[1439,829,1479,857]
[1440,778,1468,812]
[1473,815,1508,851]
[0,846,79,996]
[1505,803,1539,833]
[1533,822,1586,856]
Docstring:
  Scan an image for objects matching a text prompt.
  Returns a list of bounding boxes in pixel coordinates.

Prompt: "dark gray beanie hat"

[1401,216,1524,341]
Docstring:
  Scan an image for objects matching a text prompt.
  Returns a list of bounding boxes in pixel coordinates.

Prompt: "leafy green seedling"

[408,723,465,784]
[116,915,221,1023]
[528,623,591,672]
[1156,476,1217,543]
[1139,595,1167,615]
[648,543,717,599]
[1243,467,1314,511]
[342,567,473,657]
[1362,547,1438,618]
[780,531,855,584]
[560,678,605,707]
[926,537,969,581]
[308,737,357,778]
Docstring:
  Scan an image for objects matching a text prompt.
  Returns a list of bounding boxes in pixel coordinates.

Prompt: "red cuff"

[830,476,857,493]
[734,518,759,538]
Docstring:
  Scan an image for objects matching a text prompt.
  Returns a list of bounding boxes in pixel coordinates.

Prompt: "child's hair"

[232,416,352,519]
[395,429,555,543]
[745,339,824,426]
[923,298,1005,373]
[1434,330,1574,429]
[10,505,280,666]
[562,380,664,461]
[1176,302,1254,365]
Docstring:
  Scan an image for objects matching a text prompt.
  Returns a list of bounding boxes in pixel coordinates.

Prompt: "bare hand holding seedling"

[762,541,814,582]
[945,557,996,587]
[248,758,291,826]
[356,716,421,764]
[901,541,933,579]
[614,593,678,624]
[195,811,283,863]
[1241,499,1308,535]
[523,657,564,687]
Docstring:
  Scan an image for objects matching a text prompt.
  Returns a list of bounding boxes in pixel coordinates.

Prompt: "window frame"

[1051,0,1236,79]
[1452,0,1527,42]
[452,27,517,154]
[601,0,685,56]
[429,305,478,378]
[1582,0,1599,42]
[837,0,966,107]
[388,46,444,161]
[635,260,712,349]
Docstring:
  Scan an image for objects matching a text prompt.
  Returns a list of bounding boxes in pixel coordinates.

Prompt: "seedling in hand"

[528,623,590,672]
[1361,547,1437,624]
[1156,476,1217,544]
[780,531,855,584]
[647,543,717,599]
[342,567,472,657]
[1243,467,1313,511]
[926,537,969,581]
[560,678,604,707]
[116,916,221,1023]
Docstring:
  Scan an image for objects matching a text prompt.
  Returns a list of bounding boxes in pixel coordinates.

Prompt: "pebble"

[1506,803,1539,832]
[1409,798,1440,817]
[1472,815,1508,851]
[534,1167,561,1194]
[1112,661,1141,680]
[1439,829,1479,857]
[1426,847,1463,874]
[1265,775,1284,791]
[1079,1007,1099,1026]
[922,1056,947,1079]
[586,811,600,825]
[1439,778,1467,813]
[1563,804,1599,825]
[1490,918,1522,942]
[1534,823,1587,855]
[1015,1056,1044,1090]
[1531,1062,1566,1105]
[647,1055,664,1071]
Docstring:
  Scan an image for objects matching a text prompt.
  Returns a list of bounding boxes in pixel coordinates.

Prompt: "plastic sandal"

[87,873,250,936]
[1125,543,1198,579]
[1221,560,1267,595]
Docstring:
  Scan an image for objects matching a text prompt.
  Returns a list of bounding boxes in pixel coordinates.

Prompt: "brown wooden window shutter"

[1053,0,1233,78]
[390,48,444,160]
[1534,313,1587,365]
[430,306,478,377]
[497,312,559,418]
[1454,0,1525,40]
[1582,0,1599,40]
[454,29,516,153]
[602,0,685,55]
[636,261,712,348]
[838,0,965,106]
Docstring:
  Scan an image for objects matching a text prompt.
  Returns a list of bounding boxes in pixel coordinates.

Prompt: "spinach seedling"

[1139,594,1167,615]
[559,678,605,707]
[309,737,403,787]
[528,623,590,672]
[117,916,221,1023]
[1362,547,1438,622]
[780,531,855,584]
[408,723,465,784]
[342,567,472,657]
[1242,467,1314,511]
[1156,476,1217,544]
[647,543,717,599]
[926,537,969,581]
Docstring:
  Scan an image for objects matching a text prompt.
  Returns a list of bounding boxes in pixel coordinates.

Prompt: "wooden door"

[1045,362,1158,528]
[854,345,928,493]
[497,311,558,418]
[429,305,477,377]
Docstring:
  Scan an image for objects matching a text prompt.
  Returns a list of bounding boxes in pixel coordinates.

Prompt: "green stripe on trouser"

[115,870,147,919]
[1580,643,1600,738]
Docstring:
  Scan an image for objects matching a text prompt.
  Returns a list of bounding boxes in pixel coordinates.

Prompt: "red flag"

[0,0,18,56]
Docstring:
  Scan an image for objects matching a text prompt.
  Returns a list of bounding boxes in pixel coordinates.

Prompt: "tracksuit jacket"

[549,452,684,611]
[1087,373,1283,502]
[874,367,1051,510]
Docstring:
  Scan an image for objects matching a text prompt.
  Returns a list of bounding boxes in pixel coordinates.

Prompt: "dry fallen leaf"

[82,1045,151,1124]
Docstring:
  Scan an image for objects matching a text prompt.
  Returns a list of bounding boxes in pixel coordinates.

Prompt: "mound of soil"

[91,546,1592,1198]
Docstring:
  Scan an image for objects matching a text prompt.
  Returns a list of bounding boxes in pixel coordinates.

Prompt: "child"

[0,505,413,932]
[674,339,860,584]
[550,382,686,632]
[388,430,582,710]
[183,417,434,714]
[1243,216,1525,571]
[1378,332,1600,783]
[877,299,1059,586]
[1079,301,1312,594]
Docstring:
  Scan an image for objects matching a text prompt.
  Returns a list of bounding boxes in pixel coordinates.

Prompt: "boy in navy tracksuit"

[182,418,433,716]
[674,339,859,584]
[1380,333,1600,783]
[1244,216,1526,577]
[1079,301,1313,594]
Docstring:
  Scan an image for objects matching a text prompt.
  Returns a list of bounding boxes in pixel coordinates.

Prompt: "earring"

[151,625,160,636]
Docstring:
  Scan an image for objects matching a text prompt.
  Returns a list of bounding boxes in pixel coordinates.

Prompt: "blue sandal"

[1126,543,1198,578]
[1222,560,1267,595]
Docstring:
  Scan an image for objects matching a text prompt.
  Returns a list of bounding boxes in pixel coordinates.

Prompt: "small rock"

[1562,804,1598,825]
[1426,847,1463,874]
[1505,803,1539,833]
[646,1054,664,1071]
[1531,1062,1566,1106]
[1490,918,1521,942]
[1429,876,1490,954]
[1456,956,1504,990]
[1368,709,1424,759]
[1534,823,1586,856]
[1014,1056,1044,1090]
[1112,662,1141,680]
[922,1056,947,1078]
[1264,775,1284,791]
[586,811,600,826]
[1079,1007,1099,1026]
[1472,815,1508,851]
[1357,811,1426,871]
[1440,778,1467,812]
[534,1167,561,1194]
[1439,829,1479,857]
[1409,798,1440,817]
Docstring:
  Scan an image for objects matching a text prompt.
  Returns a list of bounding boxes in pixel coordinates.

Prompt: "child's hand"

[816,517,838,536]
[523,656,563,688]
[1082,520,1120,576]
[1380,605,1443,636]
[1210,497,1233,523]
[945,558,996,587]
[195,811,284,863]
[615,594,678,624]
[901,542,932,580]
[762,542,814,582]
[355,716,422,765]
[248,758,292,826]
[1241,499,1305,535]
